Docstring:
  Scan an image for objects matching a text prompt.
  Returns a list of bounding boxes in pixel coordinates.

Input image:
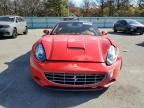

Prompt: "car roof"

[58,20,93,24]
[0,15,21,18]
[118,19,137,21]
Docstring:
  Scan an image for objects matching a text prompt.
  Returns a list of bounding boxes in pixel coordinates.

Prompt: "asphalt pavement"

[0,29,144,108]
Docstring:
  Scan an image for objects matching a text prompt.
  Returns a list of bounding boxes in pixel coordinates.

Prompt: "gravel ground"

[0,29,144,108]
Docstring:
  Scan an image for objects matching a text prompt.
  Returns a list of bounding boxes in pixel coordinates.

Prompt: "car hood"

[0,21,13,25]
[130,23,144,27]
[41,35,111,62]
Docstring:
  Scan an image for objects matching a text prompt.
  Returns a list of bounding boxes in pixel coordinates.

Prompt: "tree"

[83,0,90,16]
[68,1,81,16]
[139,0,144,8]
[44,0,67,16]
[112,0,130,16]
[100,0,104,16]
[0,0,143,17]
[0,0,11,15]
[19,0,42,16]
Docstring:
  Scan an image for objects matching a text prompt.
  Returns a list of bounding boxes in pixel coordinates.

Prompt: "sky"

[69,0,138,7]
[69,0,98,7]
[69,0,83,7]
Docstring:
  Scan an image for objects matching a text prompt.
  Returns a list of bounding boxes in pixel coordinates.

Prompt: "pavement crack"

[0,81,13,95]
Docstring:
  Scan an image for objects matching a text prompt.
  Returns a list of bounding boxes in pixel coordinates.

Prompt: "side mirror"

[101,31,108,36]
[43,29,49,35]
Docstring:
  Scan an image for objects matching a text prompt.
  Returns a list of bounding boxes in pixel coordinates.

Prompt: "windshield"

[51,22,100,36]
[0,17,15,22]
[127,20,141,25]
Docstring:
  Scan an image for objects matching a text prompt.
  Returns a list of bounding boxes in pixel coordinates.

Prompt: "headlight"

[2,25,10,28]
[35,44,46,62]
[106,46,117,65]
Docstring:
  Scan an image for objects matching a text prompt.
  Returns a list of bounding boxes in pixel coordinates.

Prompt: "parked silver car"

[0,16,28,38]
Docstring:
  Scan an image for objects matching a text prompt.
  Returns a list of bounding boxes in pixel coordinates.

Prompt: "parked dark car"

[113,19,144,35]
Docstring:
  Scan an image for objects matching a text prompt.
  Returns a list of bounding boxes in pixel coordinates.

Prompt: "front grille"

[45,73,105,85]
[137,27,144,32]
[0,25,4,28]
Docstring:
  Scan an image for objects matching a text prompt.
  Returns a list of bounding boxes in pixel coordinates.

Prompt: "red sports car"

[30,21,122,89]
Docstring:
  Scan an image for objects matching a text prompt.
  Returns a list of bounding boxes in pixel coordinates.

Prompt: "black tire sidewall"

[114,27,117,32]
[12,28,17,38]
[24,27,28,35]
[139,32,143,35]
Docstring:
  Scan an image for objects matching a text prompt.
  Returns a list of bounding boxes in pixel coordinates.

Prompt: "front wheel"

[113,27,117,32]
[139,32,143,35]
[12,28,17,38]
[23,27,28,35]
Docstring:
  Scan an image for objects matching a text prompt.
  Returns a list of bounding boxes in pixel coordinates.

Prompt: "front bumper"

[0,28,12,37]
[30,54,122,89]
[129,27,144,33]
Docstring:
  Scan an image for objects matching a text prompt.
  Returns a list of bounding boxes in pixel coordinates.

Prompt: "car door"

[19,17,26,33]
[119,20,127,31]
[115,20,122,31]
[15,17,23,34]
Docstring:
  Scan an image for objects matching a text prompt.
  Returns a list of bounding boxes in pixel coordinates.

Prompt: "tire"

[114,27,117,32]
[12,28,17,38]
[23,27,28,35]
[139,32,143,35]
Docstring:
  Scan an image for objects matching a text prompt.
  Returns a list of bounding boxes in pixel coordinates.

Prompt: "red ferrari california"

[30,21,122,89]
